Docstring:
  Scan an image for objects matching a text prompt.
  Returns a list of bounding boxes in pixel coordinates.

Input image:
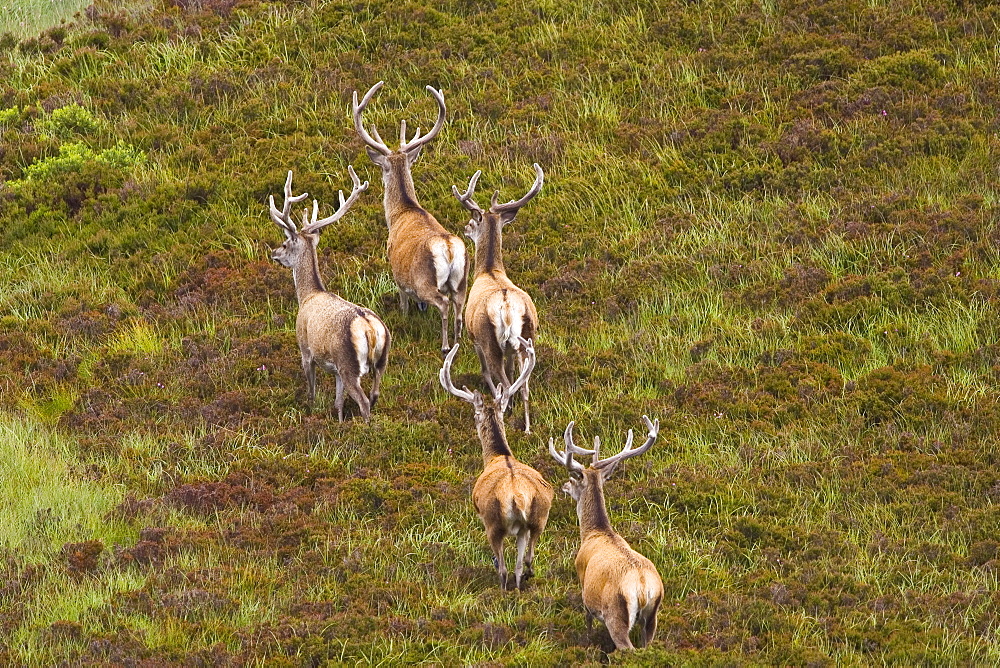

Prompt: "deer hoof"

[417,301,428,312]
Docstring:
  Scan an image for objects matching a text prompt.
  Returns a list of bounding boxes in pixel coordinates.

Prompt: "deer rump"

[389,228,466,299]
[578,536,663,628]
[473,460,550,534]
[468,285,535,352]
[298,295,388,376]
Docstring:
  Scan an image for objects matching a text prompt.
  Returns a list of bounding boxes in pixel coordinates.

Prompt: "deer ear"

[366,146,387,165]
[499,210,518,227]
[470,390,486,411]
[406,144,423,165]
[599,459,621,481]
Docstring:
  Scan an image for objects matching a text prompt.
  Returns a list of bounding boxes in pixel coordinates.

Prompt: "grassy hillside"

[0,0,92,35]
[1,0,999,664]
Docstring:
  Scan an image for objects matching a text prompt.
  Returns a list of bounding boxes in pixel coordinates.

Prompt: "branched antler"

[301,166,369,234]
[353,81,391,156]
[452,170,484,215]
[592,415,659,471]
[399,86,446,154]
[353,82,446,156]
[439,344,475,403]
[490,163,544,216]
[549,420,595,476]
[269,170,310,238]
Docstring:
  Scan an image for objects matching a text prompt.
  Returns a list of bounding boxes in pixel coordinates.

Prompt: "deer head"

[439,338,536,423]
[549,416,659,501]
[353,81,446,172]
[268,167,368,268]
[452,163,544,244]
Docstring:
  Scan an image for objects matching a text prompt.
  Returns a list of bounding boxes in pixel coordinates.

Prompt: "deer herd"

[266,82,663,651]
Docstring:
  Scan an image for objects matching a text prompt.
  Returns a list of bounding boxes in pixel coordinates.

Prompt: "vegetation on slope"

[1,0,999,663]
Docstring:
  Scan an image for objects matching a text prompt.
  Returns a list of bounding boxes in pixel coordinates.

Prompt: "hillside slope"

[1,0,999,663]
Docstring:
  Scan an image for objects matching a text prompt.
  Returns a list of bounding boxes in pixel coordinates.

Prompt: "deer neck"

[383,156,422,219]
[291,245,325,302]
[474,216,506,276]
[577,474,614,538]
[477,408,513,464]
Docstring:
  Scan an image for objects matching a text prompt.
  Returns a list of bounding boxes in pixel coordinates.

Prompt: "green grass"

[0,0,91,35]
[1,0,1000,663]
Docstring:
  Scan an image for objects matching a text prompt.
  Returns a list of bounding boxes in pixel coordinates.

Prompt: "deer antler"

[439,344,475,403]
[592,415,659,471]
[549,420,595,476]
[269,170,310,238]
[490,163,544,215]
[301,166,369,234]
[353,81,392,156]
[399,85,446,155]
[498,337,535,412]
[451,170,484,215]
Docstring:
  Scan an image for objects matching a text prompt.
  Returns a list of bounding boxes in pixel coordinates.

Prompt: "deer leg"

[398,288,410,315]
[436,299,451,355]
[497,360,513,408]
[514,531,530,590]
[488,527,508,590]
[335,374,345,422]
[301,352,316,404]
[474,345,498,395]
[525,525,544,579]
[640,604,659,648]
[345,375,371,422]
[452,294,465,343]
[604,600,636,651]
[369,348,388,412]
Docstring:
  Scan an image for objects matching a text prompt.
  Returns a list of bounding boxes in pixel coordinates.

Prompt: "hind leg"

[488,528,509,590]
[369,344,389,412]
[334,374,345,422]
[524,524,544,579]
[452,296,465,343]
[639,607,658,648]
[513,531,529,590]
[301,352,317,404]
[474,344,498,395]
[344,375,371,422]
[398,287,411,315]
[453,268,467,342]
[435,299,452,355]
[603,601,635,651]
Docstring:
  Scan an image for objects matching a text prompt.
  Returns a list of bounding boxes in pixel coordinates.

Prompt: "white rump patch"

[503,493,530,535]
[350,319,371,376]
[447,237,466,293]
[430,237,451,292]
[490,298,526,348]
[369,317,388,363]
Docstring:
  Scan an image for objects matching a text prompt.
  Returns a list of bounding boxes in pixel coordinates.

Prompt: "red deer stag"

[549,416,663,650]
[268,168,390,422]
[452,164,543,432]
[353,81,467,355]
[440,339,553,590]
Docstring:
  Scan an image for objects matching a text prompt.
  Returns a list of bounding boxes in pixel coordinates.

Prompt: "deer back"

[387,211,467,301]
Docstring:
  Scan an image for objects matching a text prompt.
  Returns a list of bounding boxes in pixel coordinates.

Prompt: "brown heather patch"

[61,539,103,576]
